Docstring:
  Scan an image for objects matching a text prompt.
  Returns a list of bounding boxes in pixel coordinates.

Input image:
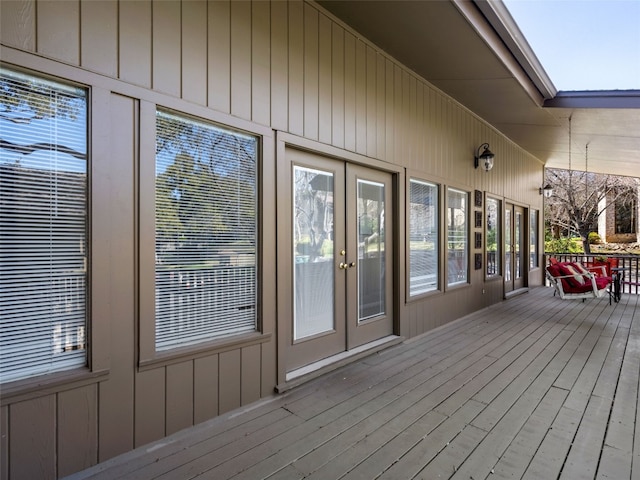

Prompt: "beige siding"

[0,1,545,478]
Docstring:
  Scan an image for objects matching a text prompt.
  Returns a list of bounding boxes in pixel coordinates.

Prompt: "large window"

[486,197,500,277]
[0,68,88,383]
[447,188,468,286]
[408,179,439,296]
[155,110,258,351]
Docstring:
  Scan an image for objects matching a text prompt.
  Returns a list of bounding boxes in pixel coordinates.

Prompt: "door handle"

[339,261,357,269]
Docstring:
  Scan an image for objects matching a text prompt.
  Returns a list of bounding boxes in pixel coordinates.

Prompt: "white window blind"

[155,110,257,350]
[0,68,88,383]
[409,179,439,296]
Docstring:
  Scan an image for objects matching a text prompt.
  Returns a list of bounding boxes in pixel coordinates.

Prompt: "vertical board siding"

[194,355,220,423]
[288,0,304,136]
[181,0,208,105]
[1,405,8,480]
[318,13,333,144]
[98,93,137,461]
[230,0,252,120]
[36,0,79,65]
[366,45,377,158]
[241,345,262,406]
[57,385,97,477]
[152,0,181,97]
[343,31,356,152]
[270,0,288,130]
[119,0,152,88]
[166,362,195,436]
[0,0,35,51]
[9,396,56,480]
[354,39,367,155]
[80,0,117,76]
[134,368,166,447]
[251,1,271,126]
[219,350,242,414]
[208,0,231,113]
[303,3,319,140]
[331,23,345,149]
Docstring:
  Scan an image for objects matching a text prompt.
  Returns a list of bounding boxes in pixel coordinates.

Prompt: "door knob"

[339,262,348,269]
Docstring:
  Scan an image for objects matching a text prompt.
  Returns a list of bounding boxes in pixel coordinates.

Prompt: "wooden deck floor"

[68,286,640,480]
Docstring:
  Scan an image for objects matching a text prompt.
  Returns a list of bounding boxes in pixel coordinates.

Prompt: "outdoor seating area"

[546,259,612,303]
[67,287,640,480]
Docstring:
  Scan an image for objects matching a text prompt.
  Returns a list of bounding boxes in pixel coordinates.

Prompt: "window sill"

[138,331,272,371]
[1,367,109,406]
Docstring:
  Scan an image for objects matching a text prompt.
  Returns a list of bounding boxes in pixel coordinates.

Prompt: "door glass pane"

[505,207,512,283]
[293,166,335,340]
[486,197,500,277]
[515,211,522,279]
[357,179,385,321]
[530,210,538,268]
[447,188,468,285]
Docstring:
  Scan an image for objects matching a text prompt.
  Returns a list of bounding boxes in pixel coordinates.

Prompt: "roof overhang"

[317,0,640,177]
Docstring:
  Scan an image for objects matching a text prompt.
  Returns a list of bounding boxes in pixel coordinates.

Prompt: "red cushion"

[558,263,583,287]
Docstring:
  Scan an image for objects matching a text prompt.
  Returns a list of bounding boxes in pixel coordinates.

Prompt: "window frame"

[446,187,469,288]
[138,104,269,367]
[485,196,502,279]
[406,177,441,299]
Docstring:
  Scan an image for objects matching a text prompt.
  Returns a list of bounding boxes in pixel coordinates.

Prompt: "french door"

[505,203,525,293]
[286,149,394,371]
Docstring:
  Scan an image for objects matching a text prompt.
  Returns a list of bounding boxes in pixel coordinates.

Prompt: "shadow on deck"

[67,286,640,480]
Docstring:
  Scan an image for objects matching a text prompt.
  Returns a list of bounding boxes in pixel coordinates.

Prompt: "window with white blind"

[0,67,88,383]
[447,188,468,286]
[155,110,257,351]
[408,179,439,296]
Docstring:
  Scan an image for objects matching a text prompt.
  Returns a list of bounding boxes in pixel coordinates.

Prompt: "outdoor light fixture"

[474,143,495,172]
[539,184,553,198]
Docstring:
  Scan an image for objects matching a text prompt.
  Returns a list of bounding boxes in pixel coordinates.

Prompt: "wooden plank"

[251,0,271,126]
[98,93,136,461]
[118,0,152,87]
[208,0,231,113]
[166,361,194,436]
[331,22,345,148]
[219,349,242,414]
[303,3,319,140]
[80,0,117,76]
[36,0,79,64]
[287,0,304,136]
[194,354,219,424]
[181,0,207,105]
[1,405,8,480]
[230,0,252,120]
[152,0,181,96]
[134,368,166,447]
[241,345,262,406]
[318,12,332,144]
[10,396,56,480]
[0,0,35,51]
[270,0,288,130]
[57,385,98,477]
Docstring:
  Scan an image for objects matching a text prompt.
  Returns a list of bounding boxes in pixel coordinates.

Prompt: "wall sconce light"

[539,184,553,198]
[474,143,495,172]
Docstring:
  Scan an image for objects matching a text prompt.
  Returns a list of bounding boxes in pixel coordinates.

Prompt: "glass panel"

[155,110,257,350]
[530,210,538,268]
[293,166,335,339]
[357,179,385,321]
[486,197,500,277]
[409,179,439,295]
[515,211,522,279]
[447,188,468,285]
[0,68,87,383]
[505,208,512,283]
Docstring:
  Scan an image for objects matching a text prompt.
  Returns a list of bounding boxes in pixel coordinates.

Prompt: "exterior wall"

[0,1,544,478]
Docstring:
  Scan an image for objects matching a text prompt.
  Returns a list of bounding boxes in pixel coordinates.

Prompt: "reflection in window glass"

[409,179,439,296]
[486,197,500,277]
[0,68,88,383]
[447,188,468,285]
[155,110,257,351]
[530,210,538,268]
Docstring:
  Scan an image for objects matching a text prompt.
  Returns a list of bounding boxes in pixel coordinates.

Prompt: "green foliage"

[588,232,601,244]
[545,237,583,254]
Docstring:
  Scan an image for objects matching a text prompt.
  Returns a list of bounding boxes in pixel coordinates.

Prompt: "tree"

[544,168,639,253]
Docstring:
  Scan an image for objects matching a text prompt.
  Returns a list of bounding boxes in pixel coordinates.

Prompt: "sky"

[503,0,640,91]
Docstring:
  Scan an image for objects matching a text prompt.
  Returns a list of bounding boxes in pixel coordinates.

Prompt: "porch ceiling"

[318,0,640,178]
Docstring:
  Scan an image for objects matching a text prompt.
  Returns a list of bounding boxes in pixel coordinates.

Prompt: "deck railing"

[545,253,640,295]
